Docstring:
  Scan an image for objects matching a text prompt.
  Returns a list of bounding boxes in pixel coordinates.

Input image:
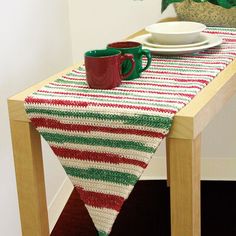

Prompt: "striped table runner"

[25,27,236,236]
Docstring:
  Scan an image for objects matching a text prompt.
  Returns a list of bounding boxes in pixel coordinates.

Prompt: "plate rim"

[130,33,222,55]
[143,32,209,49]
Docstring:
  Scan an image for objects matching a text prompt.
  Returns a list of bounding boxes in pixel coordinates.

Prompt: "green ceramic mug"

[107,41,152,80]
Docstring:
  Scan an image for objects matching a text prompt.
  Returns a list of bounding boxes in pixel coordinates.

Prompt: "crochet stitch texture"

[25,28,236,236]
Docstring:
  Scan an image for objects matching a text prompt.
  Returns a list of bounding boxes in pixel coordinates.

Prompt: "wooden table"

[8,19,236,236]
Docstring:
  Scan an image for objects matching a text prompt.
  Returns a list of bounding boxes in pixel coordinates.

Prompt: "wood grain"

[167,135,201,236]
[9,120,49,236]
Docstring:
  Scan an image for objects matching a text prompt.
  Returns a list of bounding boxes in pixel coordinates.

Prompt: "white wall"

[201,95,236,158]
[68,0,176,62]
[0,1,72,235]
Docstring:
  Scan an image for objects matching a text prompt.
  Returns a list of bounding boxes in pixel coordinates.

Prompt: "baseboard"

[48,177,74,232]
[141,156,236,180]
[48,156,236,231]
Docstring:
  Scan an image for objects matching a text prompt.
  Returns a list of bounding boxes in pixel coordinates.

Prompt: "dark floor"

[51,181,236,236]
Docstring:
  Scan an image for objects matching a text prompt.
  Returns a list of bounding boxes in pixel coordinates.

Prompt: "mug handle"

[120,54,135,80]
[140,49,152,73]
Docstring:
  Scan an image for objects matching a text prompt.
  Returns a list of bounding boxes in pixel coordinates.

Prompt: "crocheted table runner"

[25,27,236,236]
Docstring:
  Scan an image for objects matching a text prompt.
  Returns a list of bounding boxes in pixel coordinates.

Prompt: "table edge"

[8,18,236,139]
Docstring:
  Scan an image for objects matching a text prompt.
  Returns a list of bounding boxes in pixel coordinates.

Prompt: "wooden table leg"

[167,134,201,236]
[9,120,49,236]
[166,139,171,187]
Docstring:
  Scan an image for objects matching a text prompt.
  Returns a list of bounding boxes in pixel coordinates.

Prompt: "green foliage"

[161,0,236,13]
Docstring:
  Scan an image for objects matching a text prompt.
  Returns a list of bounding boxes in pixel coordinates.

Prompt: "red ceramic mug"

[85,48,135,89]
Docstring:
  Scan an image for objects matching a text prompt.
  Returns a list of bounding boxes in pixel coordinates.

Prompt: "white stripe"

[137,75,211,82]
[48,142,154,162]
[116,84,200,94]
[53,79,206,89]
[29,82,192,102]
[70,176,133,198]
[39,127,163,146]
[42,83,198,97]
[26,102,175,117]
[63,74,85,78]
[155,60,227,67]
[86,205,118,233]
[33,89,189,105]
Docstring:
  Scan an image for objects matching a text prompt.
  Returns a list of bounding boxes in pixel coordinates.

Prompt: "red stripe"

[61,75,203,89]
[31,117,166,139]
[199,50,236,56]
[72,69,84,74]
[54,79,201,90]
[152,65,217,71]
[56,76,203,87]
[26,95,179,113]
[149,63,221,71]
[133,52,234,62]
[76,187,124,211]
[73,71,86,75]
[26,96,88,107]
[204,30,236,36]
[52,146,147,168]
[189,55,233,60]
[157,59,228,65]
[62,75,84,81]
[74,66,215,77]
[223,38,236,42]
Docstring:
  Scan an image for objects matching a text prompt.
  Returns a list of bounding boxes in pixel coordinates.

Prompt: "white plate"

[143,33,209,48]
[145,21,206,45]
[130,33,222,55]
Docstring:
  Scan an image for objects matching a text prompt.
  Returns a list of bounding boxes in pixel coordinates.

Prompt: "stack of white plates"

[131,21,222,55]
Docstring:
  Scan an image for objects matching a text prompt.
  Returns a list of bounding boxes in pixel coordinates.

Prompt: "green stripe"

[25,108,173,129]
[49,79,205,89]
[158,56,230,62]
[66,72,86,77]
[148,66,217,74]
[54,77,201,93]
[64,166,137,186]
[208,27,236,32]
[155,61,224,68]
[76,66,85,71]
[120,84,197,94]
[37,91,179,109]
[133,79,206,86]
[98,231,108,236]
[42,84,190,102]
[41,132,156,153]
[54,78,86,85]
